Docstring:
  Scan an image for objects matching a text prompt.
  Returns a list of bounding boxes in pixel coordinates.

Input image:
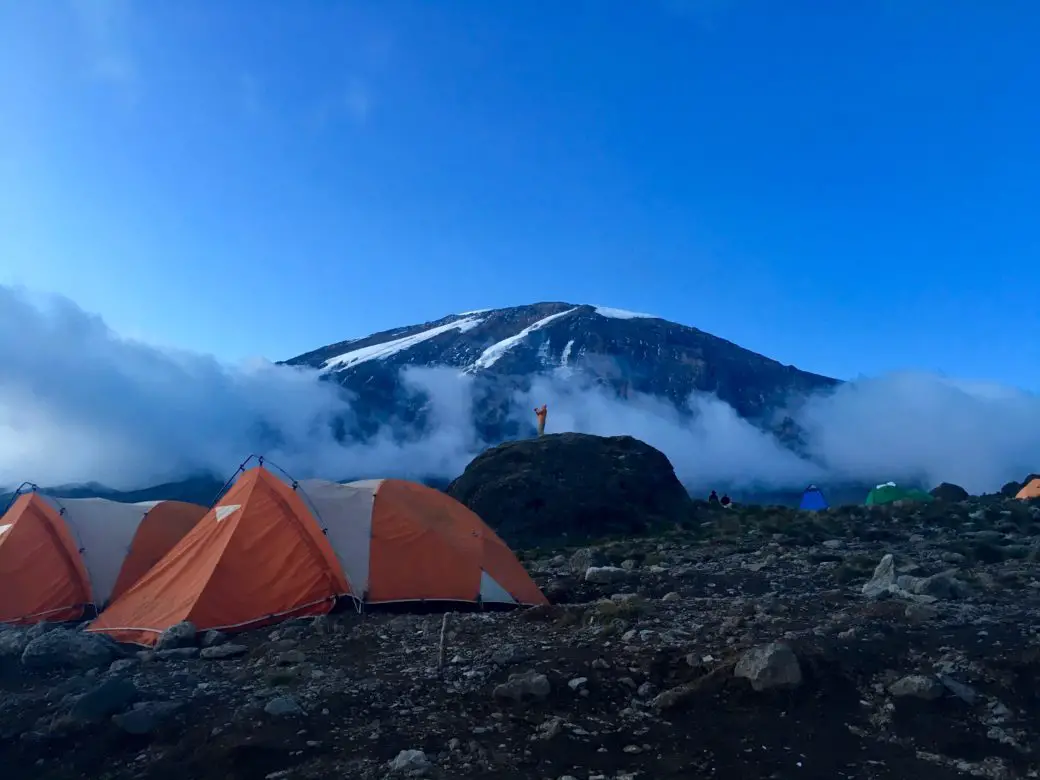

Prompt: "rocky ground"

[2,498,1039,780]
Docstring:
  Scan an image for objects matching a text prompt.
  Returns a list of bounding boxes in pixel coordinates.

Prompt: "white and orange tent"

[89,466,546,645]
[1015,478,1040,500]
[0,491,207,625]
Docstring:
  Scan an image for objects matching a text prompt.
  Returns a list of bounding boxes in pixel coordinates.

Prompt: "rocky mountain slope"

[2,497,1038,780]
[284,302,839,442]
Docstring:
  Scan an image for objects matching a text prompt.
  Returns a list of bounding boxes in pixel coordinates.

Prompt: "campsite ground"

[1,498,1039,780]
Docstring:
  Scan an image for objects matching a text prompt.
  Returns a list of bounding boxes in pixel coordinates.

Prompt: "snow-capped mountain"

[284,302,838,442]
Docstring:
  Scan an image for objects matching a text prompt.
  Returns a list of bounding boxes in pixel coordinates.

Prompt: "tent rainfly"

[1015,478,1040,500]
[864,482,935,506]
[89,467,547,645]
[0,492,206,624]
[799,485,828,511]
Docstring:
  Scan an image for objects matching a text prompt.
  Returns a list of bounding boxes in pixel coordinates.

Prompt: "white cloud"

[0,285,1037,496]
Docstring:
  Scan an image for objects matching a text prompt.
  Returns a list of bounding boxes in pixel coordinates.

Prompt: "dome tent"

[89,461,546,646]
[0,486,206,625]
[1016,478,1040,500]
[798,485,828,511]
[864,482,935,506]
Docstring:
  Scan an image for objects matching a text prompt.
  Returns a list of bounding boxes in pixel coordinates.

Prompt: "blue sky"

[1,0,1037,389]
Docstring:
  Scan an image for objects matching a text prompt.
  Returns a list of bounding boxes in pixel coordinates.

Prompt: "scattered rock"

[931,482,971,502]
[493,670,551,702]
[734,642,802,692]
[155,647,200,660]
[113,701,183,735]
[585,566,628,584]
[0,627,29,660]
[200,644,249,660]
[199,630,228,648]
[69,677,138,723]
[21,628,116,671]
[264,696,303,717]
[388,749,431,775]
[156,621,197,651]
[889,675,944,700]
[569,547,606,575]
[862,554,897,599]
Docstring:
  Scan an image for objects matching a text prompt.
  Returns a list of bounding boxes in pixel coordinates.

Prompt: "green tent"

[865,482,935,506]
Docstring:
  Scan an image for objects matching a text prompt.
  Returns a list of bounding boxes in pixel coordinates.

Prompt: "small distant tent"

[89,467,546,646]
[0,491,206,625]
[864,482,935,507]
[1015,478,1040,500]
[799,485,828,511]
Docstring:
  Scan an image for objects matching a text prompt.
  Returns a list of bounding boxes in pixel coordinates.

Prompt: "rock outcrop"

[930,482,970,502]
[446,433,694,547]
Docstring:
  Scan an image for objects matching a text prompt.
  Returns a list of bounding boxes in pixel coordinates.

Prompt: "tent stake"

[437,612,450,670]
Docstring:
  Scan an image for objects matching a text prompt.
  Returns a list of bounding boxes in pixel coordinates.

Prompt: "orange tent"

[0,492,205,624]
[89,468,546,645]
[1015,478,1040,500]
[88,467,351,646]
[306,477,548,606]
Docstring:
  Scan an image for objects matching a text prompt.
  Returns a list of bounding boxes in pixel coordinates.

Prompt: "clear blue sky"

[1,1,1037,389]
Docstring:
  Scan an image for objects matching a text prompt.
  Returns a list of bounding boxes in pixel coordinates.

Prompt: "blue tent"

[799,485,828,511]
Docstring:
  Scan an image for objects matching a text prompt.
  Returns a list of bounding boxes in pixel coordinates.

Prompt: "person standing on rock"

[708,490,720,505]
[534,404,548,436]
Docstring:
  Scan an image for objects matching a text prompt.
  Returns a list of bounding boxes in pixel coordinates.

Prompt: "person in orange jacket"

[534,404,548,436]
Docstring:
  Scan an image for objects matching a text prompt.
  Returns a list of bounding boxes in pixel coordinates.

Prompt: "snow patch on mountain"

[322,315,485,372]
[467,308,579,372]
[594,306,657,320]
[561,339,575,367]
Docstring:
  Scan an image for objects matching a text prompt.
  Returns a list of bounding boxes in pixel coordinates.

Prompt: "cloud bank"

[1,286,1037,496]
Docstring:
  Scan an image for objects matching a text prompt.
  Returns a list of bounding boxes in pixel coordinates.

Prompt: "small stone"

[661,591,681,602]
[264,696,303,717]
[21,629,116,671]
[889,675,944,700]
[155,621,197,651]
[70,678,138,723]
[493,670,551,702]
[569,547,606,575]
[585,566,629,584]
[199,630,228,648]
[734,642,802,692]
[568,677,588,691]
[113,701,183,735]
[276,649,306,666]
[862,555,897,599]
[905,604,938,624]
[200,644,249,660]
[155,647,199,660]
[388,749,431,775]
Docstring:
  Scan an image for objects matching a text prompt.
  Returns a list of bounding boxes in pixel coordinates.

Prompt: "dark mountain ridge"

[283,301,839,443]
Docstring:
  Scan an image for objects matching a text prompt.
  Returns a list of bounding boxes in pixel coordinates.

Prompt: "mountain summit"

[284,302,838,442]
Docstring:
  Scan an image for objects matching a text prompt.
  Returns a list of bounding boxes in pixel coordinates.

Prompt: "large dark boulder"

[1001,481,1024,498]
[930,482,970,502]
[446,433,693,547]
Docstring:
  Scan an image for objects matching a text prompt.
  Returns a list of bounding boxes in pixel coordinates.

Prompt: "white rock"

[388,749,431,774]
[734,642,802,691]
